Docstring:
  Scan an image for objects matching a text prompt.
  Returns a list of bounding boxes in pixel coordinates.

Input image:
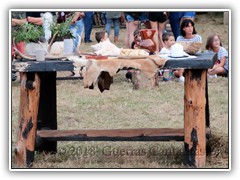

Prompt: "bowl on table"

[178,41,202,55]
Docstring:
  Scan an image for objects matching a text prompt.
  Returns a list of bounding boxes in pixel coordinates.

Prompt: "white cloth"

[159,47,171,54]
[91,40,121,56]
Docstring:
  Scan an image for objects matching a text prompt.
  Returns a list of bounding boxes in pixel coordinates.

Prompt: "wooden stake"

[15,73,40,167]
[184,69,206,167]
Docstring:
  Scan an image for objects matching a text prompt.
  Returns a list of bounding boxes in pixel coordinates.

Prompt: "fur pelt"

[68,55,167,92]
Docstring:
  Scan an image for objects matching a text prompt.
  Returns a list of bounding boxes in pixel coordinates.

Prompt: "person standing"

[57,12,85,52]
[124,12,149,48]
[105,11,121,43]
[83,12,94,43]
[70,12,85,51]
[149,12,168,52]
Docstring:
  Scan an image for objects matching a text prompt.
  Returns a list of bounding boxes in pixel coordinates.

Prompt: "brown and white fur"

[68,55,167,91]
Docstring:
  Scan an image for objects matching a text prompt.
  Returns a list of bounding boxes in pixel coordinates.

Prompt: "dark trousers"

[83,12,94,42]
[169,12,183,39]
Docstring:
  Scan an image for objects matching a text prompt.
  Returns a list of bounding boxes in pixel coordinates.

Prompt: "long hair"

[180,19,197,37]
[205,34,222,50]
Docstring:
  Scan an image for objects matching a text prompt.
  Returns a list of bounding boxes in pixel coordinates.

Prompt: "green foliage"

[12,23,44,43]
[12,13,75,44]
[50,13,75,40]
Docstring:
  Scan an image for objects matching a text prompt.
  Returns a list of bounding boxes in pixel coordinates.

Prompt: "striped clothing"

[176,34,202,42]
[207,47,228,71]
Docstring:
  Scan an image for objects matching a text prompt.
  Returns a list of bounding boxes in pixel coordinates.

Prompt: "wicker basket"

[179,41,202,55]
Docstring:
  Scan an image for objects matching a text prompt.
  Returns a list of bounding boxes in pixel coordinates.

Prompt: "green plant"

[12,23,44,43]
[50,13,74,41]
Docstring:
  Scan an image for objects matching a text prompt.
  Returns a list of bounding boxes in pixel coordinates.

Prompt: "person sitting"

[160,32,175,54]
[159,32,175,81]
[168,12,196,39]
[95,31,109,43]
[91,31,120,56]
[206,34,228,77]
[175,19,202,83]
[131,29,142,49]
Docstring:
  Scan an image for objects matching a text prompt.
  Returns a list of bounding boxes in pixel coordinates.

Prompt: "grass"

[11,13,229,169]
[11,74,229,169]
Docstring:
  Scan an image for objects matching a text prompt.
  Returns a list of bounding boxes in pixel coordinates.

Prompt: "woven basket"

[179,41,202,55]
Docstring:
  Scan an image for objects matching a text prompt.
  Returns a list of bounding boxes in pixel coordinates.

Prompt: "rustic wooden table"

[12,53,216,168]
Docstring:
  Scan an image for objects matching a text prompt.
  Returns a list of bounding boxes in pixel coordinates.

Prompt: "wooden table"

[12,53,216,168]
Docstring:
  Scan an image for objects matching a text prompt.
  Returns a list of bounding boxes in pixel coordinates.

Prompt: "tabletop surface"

[12,53,216,72]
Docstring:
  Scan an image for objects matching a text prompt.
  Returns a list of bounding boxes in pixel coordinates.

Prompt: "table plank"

[12,60,74,72]
[12,53,217,72]
[164,53,217,69]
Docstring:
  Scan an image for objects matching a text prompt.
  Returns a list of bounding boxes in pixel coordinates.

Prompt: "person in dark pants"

[83,12,94,43]
[168,12,195,39]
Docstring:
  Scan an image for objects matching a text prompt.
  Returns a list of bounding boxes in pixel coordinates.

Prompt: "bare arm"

[70,12,85,25]
[12,18,27,26]
[208,56,227,74]
[26,16,43,25]
[213,56,227,69]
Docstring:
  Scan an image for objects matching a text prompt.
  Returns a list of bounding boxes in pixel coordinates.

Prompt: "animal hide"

[68,55,167,92]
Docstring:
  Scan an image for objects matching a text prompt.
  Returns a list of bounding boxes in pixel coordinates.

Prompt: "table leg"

[36,72,57,153]
[184,69,206,167]
[15,72,40,167]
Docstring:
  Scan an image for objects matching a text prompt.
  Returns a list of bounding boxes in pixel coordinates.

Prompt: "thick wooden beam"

[37,128,185,142]
[56,76,83,81]
[36,72,57,153]
[164,53,216,69]
[184,69,207,167]
[12,60,74,72]
[15,73,40,167]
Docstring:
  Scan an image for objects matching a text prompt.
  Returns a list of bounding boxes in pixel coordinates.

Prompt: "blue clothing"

[124,12,149,22]
[83,12,94,42]
[125,14,135,22]
[70,19,84,51]
[105,18,120,37]
[183,12,195,18]
[105,12,121,37]
[169,12,196,39]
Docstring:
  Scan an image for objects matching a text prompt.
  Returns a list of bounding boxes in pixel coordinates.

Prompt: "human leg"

[169,12,184,39]
[174,68,185,83]
[150,21,159,52]
[113,18,120,42]
[70,19,84,51]
[158,21,166,51]
[125,14,138,48]
[105,18,113,37]
[208,67,227,76]
[83,12,94,43]
[125,21,138,48]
